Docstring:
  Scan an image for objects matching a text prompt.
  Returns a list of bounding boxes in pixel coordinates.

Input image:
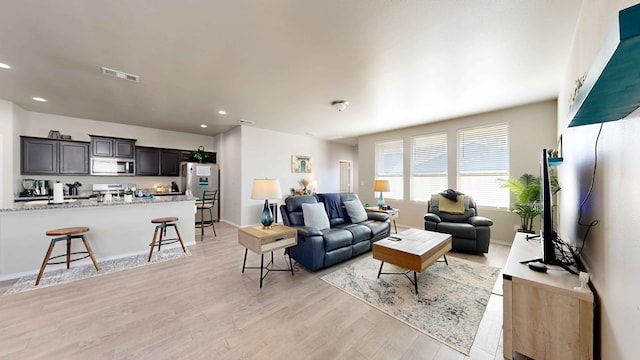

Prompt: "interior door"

[339,161,351,193]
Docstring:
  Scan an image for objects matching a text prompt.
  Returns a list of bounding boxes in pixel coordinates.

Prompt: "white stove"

[92,183,135,194]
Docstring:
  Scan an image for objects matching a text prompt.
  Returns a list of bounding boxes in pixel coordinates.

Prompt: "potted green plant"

[500,173,541,233]
[123,188,134,203]
[190,146,209,163]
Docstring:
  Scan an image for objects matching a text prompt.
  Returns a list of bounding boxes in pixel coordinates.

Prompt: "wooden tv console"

[503,232,594,359]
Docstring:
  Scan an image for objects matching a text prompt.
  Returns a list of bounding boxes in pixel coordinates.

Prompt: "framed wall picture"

[292,155,312,173]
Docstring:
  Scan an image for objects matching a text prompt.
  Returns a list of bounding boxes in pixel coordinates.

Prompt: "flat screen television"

[540,148,558,264]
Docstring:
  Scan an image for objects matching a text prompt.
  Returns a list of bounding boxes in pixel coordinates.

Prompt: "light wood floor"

[0,222,510,360]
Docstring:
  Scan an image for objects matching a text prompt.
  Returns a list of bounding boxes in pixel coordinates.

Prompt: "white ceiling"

[0,0,582,144]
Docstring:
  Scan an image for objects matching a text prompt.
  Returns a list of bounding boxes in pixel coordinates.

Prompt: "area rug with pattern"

[321,255,500,355]
[3,247,191,296]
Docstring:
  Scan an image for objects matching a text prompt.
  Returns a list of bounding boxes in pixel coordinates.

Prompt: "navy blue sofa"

[280,193,390,271]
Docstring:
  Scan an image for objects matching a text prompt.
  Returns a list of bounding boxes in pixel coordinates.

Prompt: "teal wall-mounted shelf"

[548,157,563,167]
[568,3,640,127]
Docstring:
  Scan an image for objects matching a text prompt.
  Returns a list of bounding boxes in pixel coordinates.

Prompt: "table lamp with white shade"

[373,179,390,208]
[251,179,282,228]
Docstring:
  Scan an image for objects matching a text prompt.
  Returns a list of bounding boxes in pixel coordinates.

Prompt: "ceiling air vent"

[101,67,140,82]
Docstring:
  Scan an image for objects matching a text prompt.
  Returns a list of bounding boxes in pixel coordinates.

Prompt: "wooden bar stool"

[148,217,186,262]
[35,226,100,286]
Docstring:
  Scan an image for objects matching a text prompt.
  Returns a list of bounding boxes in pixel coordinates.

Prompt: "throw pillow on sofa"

[343,200,368,223]
[302,203,330,230]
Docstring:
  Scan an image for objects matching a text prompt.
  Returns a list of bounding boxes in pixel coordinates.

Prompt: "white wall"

[358,100,558,243]
[220,126,242,226]
[0,100,14,208]
[236,125,356,227]
[20,111,216,150]
[9,108,216,196]
[557,1,640,358]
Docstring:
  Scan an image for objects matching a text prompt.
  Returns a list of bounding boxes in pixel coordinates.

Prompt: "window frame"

[374,139,404,200]
[456,123,510,208]
[410,132,448,202]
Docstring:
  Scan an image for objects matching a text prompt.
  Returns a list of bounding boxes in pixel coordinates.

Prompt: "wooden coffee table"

[372,228,452,293]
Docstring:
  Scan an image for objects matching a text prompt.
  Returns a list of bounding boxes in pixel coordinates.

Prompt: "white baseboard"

[491,239,512,246]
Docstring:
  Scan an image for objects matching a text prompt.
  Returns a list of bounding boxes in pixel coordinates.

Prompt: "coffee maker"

[21,179,36,197]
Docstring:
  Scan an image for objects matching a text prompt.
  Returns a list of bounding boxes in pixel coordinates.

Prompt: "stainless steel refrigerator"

[181,162,220,221]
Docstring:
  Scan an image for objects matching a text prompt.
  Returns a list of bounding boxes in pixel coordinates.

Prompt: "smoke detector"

[101,67,140,82]
[331,100,349,112]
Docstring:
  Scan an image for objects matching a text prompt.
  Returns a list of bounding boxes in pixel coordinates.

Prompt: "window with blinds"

[375,139,403,200]
[411,133,447,202]
[457,123,509,207]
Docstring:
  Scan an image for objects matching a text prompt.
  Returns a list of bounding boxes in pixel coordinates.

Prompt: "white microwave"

[91,158,135,176]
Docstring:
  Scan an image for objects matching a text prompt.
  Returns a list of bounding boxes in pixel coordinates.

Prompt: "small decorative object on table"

[290,178,316,195]
[124,189,134,203]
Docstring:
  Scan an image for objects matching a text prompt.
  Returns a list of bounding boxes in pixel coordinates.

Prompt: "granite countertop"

[2,195,197,213]
[144,191,184,196]
[14,191,184,202]
[14,194,92,202]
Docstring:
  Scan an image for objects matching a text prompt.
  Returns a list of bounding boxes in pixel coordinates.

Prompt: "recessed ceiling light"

[200,124,208,128]
[32,97,47,102]
[0,63,10,69]
[218,110,227,115]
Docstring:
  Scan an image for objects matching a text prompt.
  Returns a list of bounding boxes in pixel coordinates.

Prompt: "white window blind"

[375,139,403,200]
[457,123,509,207]
[411,133,447,202]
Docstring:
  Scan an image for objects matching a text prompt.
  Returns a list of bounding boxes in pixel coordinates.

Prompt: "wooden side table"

[365,207,399,233]
[503,232,593,359]
[238,225,297,288]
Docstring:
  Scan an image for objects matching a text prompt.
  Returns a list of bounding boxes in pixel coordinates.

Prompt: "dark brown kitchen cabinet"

[136,147,181,176]
[136,147,160,176]
[59,141,90,174]
[89,135,136,158]
[21,137,89,175]
[160,149,181,176]
[21,137,57,174]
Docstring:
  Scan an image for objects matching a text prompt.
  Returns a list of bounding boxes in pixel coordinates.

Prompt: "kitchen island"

[0,195,196,281]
